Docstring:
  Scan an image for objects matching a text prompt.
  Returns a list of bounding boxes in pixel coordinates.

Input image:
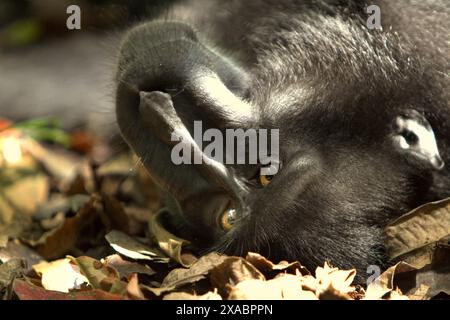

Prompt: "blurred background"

[0,0,181,260]
[0,0,178,139]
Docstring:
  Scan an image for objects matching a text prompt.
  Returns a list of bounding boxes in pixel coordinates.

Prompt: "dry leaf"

[22,139,89,182]
[103,254,155,279]
[315,262,356,293]
[162,252,227,288]
[314,262,356,300]
[385,198,450,265]
[34,194,90,221]
[69,131,94,154]
[13,279,124,300]
[210,256,265,297]
[123,206,155,236]
[96,153,134,177]
[164,290,222,300]
[105,230,169,263]
[298,274,319,293]
[0,259,25,291]
[364,262,414,300]
[245,252,310,276]
[385,288,409,300]
[124,207,154,223]
[102,194,131,234]
[33,258,88,293]
[408,284,430,300]
[140,284,177,298]
[0,240,43,268]
[69,256,127,294]
[126,274,146,300]
[380,241,450,299]
[0,236,8,248]
[0,174,49,227]
[23,196,99,259]
[228,274,318,300]
[148,210,197,267]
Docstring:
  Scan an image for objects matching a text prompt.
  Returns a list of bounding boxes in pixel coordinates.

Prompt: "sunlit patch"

[1,136,23,164]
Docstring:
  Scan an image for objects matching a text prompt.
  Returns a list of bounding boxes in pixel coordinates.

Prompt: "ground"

[0,122,448,300]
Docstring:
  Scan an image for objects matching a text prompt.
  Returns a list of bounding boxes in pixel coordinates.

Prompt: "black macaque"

[115,0,449,281]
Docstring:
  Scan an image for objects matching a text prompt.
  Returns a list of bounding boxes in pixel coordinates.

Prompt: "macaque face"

[208,102,439,271]
[116,16,447,277]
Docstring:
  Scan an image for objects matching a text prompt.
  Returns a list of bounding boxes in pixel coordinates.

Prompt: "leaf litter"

[0,118,449,300]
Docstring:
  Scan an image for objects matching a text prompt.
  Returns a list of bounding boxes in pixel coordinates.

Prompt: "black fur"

[115,0,449,281]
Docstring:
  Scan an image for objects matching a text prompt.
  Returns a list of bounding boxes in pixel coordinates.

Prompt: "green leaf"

[2,19,43,47]
[11,118,71,147]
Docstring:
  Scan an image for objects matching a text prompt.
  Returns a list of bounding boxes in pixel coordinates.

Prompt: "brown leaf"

[394,235,450,271]
[69,256,127,294]
[385,289,409,300]
[13,279,124,300]
[103,254,155,279]
[126,274,146,300]
[64,173,89,196]
[0,240,43,269]
[401,248,450,299]
[314,263,356,300]
[163,290,222,300]
[414,269,450,299]
[99,177,123,196]
[0,137,46,238]
[102,194,130,234]
[162,252,228,288]
[105,230,169,263]
[210,256,265,297]
[23,196,99,260]
[34,194,90,222]
[123,206,155,236]
[39,212,65,231]
[22,139,89,182]
[380,239,450,299]
[385,198,450,265]
[0,259,26,291]
[317,285,353,300]
[0,236,7,249]
[228,274,318,300]
[0,173,49,235]
[408,284,430,300]
[69,131,94,154]
[125,207,154,223]
[148,210,197,267]
[139,284,177,298]
[365,262,414,300]
[245,252,310,276]
[96,153,134,177]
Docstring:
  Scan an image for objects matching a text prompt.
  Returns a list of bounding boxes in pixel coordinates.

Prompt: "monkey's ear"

[392,110,444,170]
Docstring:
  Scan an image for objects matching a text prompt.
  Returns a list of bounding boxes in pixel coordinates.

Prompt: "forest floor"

[0,118,449,300]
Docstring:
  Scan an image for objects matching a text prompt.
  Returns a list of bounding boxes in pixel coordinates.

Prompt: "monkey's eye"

[259,174,274,187]
[220,208,237,231]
